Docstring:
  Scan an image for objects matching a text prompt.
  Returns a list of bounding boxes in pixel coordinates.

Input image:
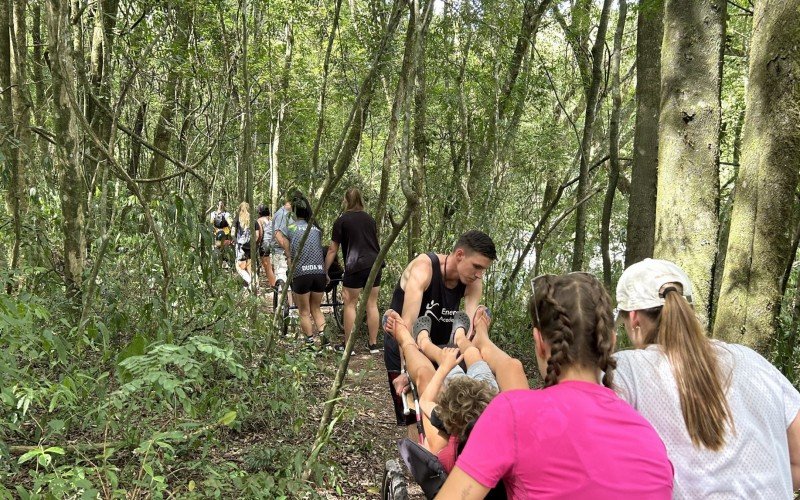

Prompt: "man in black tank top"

[384,230,496,427]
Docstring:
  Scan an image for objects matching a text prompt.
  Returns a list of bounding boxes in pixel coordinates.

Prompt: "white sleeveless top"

[614,341,800,499]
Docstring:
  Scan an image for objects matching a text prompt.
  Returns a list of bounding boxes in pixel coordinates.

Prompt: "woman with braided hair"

[437,272,673,499]
[613,259,800,499]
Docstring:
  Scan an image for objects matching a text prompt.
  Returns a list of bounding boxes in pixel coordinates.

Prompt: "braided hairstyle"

[529,273,617,388]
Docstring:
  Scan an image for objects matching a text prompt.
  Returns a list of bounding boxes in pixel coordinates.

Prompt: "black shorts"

[343,267,382,289]
[258,246,271,258]
[292,274,326,294]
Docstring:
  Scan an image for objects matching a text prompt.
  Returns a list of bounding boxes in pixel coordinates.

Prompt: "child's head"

[528,272,616,388]
[436,377,497,442]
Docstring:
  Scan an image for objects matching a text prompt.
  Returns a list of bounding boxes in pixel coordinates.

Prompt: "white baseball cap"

[616,258,693,311]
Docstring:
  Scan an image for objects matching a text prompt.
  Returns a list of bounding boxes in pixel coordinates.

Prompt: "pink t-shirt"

[436,435,459,473]
[455,381,673,499]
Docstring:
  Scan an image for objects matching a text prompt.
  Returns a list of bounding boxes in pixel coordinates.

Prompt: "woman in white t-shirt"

[614,258,800,499]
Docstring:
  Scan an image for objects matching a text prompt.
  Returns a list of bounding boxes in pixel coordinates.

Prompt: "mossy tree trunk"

[46,0,87,303]
[654,0,725,321]
[625,0,662,267]
[713,0,800,352]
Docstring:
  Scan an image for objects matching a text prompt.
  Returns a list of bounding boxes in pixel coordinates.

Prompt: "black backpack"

[213,212,229,229]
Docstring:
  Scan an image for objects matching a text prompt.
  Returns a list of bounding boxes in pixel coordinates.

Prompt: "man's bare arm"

[324,241,339,274]
[276,231,291,262]
[400,255,433,330]
[463,278,483,336]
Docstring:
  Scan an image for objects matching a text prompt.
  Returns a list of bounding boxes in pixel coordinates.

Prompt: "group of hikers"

[381,231,800,499]
[208,188,800,498]
[209,187,383,353]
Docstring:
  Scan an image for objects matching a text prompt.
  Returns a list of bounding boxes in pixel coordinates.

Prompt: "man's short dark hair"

[257,203,271,217]
[455,230,496,260]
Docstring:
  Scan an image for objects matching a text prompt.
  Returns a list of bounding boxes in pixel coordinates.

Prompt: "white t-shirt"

[614,341,800,500]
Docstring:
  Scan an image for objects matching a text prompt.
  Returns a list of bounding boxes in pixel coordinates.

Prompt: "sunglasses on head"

[529,271,594,329]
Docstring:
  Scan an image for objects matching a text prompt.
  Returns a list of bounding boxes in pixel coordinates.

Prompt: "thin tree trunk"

[144,6,191,200]
[310,0,342,178]
[409,0,433,256]
[602,0,627,288]
[571,0,612,271]
[1,0,22,278]
[711,108,744,324]
[269,20,293,211]
[654,0,725,321]
[46,0,87,304]
[713,0,800,351]
[625,0,663,267]
[375,4,416,238]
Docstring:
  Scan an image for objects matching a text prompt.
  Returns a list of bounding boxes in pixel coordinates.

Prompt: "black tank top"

[389,252,467,345]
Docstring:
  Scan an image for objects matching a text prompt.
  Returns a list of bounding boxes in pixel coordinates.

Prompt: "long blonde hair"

[625,287,733,451]
[237,202,250,230]
[342,187,364,212]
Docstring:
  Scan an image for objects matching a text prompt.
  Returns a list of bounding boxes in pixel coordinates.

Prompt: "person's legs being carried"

[385,311,436,396]
[471,307,528,390]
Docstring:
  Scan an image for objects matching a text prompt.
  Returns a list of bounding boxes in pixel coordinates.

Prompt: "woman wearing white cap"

[614,258,800,499]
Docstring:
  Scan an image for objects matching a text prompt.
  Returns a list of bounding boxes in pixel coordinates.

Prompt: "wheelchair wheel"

[381,459,408,500]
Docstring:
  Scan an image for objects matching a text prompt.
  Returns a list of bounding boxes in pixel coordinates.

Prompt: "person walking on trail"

[325,187,383,354]
[210,200,232,266]
[437,272,674,499]
[271,192,295,290]
[613,258,800,499]
[233,202,252,288]
[278,196,327,345]
[255,203,276,288]
[384,230,496,429]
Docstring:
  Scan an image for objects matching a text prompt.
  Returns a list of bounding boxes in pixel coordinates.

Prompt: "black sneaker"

[368,343,381,354]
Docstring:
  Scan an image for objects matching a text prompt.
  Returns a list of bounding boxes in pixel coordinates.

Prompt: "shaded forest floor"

[224,332,423,499]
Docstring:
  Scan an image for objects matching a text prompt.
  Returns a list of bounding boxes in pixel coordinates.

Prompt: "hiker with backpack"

[234,202,252,288]
[210,200,232,266]
[255,203,276,288]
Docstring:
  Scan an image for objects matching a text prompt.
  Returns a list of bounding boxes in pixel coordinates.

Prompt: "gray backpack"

[259,218,273,253]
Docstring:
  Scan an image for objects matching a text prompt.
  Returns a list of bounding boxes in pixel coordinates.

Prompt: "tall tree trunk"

[143,6,191,200]
[375,3,416,238]
[713,0,800,351]
[711,108,744,324]
[625,0,663,267]
[269,20,293,210]
[601,0,627,288]
[571,0,612,271]
[409,0,433,256]
[1,0,22,275]
[46,0,86,303]
[86,0,119,191]
[310,0,342,178]
[654,0,725,320]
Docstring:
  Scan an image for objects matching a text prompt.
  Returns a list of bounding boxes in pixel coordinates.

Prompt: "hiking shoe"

[368,343,381,354]
[334,344,355,355]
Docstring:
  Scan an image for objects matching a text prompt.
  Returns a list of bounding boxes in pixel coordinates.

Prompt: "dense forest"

[1,0,799,497]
